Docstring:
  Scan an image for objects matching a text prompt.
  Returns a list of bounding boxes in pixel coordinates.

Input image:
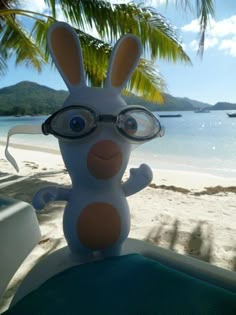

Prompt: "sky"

[0,0,236,105]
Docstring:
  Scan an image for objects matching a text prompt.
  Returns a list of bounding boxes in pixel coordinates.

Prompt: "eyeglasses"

[42,105,165,142]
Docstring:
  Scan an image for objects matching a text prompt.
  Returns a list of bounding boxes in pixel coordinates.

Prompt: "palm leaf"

[0,0,196,102]
[76,29,110,86]
[76,29,165,103]
[31,17,55,61]
[43,0,56,18]
[55,0,191,64]
[172,0,215,55]
[129,59,165,103]
[0,54,7,76]
[0,14,45,70]
[0,0,18,10]
[30,12,166,103]
[195,0,215,56]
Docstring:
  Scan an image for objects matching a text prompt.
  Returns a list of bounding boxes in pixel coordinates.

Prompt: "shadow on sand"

[0,169,69,203]
[146,219,221,267]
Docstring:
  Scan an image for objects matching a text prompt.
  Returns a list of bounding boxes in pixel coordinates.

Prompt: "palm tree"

[0,0,215,102]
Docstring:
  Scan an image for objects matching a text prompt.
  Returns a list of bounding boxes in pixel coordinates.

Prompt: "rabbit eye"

[49,107,96,138]
[117,108,163,141]
[70,116,85,132]
[123,116,138,135]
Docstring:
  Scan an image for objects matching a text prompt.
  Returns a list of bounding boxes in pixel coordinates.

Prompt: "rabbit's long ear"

[105,34,142,92]
[47,22,86,90]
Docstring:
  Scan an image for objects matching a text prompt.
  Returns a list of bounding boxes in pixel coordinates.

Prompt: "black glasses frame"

[116,106,162,142]
[42,105,164,141]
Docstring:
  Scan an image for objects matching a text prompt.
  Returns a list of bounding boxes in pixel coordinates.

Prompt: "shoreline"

[0,140,60,155]
[1,141,236,190]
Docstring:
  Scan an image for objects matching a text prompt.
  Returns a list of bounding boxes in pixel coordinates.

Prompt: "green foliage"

[0,0,216,104]
[0,10,48,71]
[0,81,68,115]
[125,92,195,111]
[212,102,236,110]
[0,0,217,104]
[4,81,236,116]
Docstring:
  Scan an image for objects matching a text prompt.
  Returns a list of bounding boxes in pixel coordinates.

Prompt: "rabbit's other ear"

[47,22,86,90]
[105,34,142,92]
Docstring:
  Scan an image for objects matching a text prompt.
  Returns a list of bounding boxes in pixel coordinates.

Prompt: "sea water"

[0,110,235,177]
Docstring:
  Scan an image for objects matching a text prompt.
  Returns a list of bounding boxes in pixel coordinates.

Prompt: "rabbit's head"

[44,22,144,183]
[5,22,164,176]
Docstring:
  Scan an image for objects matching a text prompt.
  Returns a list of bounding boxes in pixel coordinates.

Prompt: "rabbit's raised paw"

[130,163,153,184]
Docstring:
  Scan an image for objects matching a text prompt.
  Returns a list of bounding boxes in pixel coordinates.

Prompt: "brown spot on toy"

[77,202,121,250]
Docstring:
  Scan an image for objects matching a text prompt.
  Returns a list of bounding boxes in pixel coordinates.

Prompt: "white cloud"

[219,37,236,57]
[208,16,236,38]
[182,15,236,37]
[182,15,236,57]
[204,37,219,49]
[189,40,198,51]
[189,37,218,51]
[181,19,200,33]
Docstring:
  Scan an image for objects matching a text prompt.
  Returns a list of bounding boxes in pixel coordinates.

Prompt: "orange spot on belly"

[77,202,121,250]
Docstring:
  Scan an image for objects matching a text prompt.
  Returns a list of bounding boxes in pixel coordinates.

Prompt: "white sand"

[0,143,236,311]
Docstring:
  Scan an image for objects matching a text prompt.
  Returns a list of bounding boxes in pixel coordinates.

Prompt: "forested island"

[0,81,236,116]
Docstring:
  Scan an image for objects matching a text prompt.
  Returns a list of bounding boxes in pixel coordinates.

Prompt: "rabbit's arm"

[122,164,153,197]
[33,186,71,211]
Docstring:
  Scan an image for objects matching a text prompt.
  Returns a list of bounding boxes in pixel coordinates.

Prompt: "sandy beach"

[0,142,236,311]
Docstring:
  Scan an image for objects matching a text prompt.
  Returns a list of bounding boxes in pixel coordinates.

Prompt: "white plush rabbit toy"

[6,21,164,260]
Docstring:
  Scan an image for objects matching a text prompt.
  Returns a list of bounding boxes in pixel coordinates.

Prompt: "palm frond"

[76,29,164,103]
[76,29,113,86]
[174,0,215,56]
[0,15,45,70]
[31,17,55,61]
[0,54,7,76]
[0,0,202,101]
[43,0,56,18]
[128,59,165,103]
[0,0,18,10]
[195,0,215,56]
[56,0,191,64]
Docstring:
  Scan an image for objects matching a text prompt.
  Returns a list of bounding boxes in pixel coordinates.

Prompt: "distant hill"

[183,97,211,109]
[0,81,68,115]
[123,92,196,111]
[0,81,236,115]
[162,94,195,111]
[209,102,236,111]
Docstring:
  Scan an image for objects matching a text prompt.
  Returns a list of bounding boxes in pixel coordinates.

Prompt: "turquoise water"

[135,110,236,177]
[0,110,235,177]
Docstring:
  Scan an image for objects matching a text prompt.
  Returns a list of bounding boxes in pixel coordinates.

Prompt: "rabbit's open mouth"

[87,140,123,179]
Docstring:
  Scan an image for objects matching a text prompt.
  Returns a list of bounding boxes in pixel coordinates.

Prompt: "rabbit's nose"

[87,140,122,179]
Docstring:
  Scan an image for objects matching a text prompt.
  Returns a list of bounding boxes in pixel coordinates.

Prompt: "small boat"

[227,112,236,118]
[159,114,182,118]
[194,108,210,113]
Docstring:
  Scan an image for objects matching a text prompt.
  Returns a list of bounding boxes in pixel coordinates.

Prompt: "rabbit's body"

[32,22,162,260]
[63,186,130,256]
[57,85,136,257]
